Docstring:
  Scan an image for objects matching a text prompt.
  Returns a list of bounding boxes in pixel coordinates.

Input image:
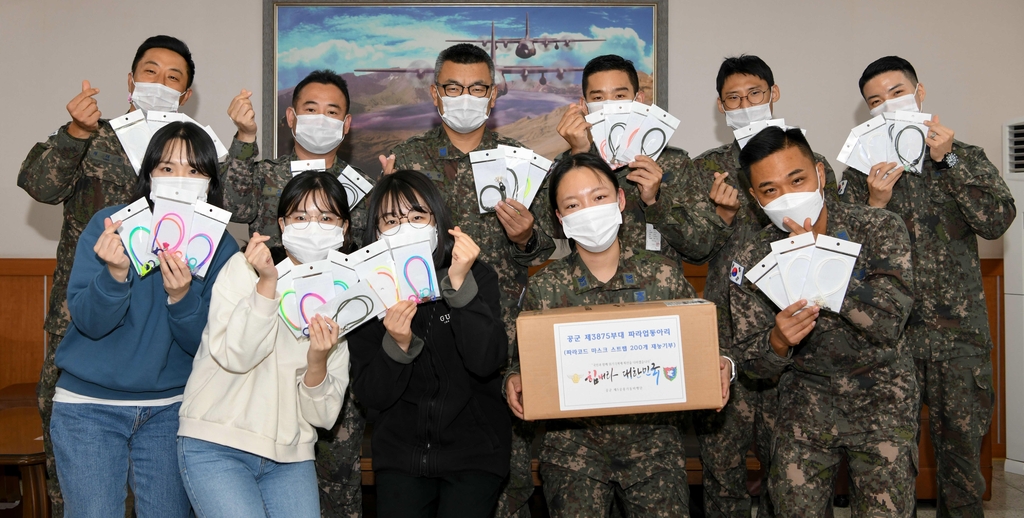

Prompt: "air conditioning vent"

[1004,118,1024,174]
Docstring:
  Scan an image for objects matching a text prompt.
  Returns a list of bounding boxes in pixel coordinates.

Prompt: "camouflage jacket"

[220,138,376,248]
[689,141,840,356]
[521,246,696,486]
[524,146,730,266]
[729,199,918,435]
[841,140,1016,360]
[390,126,555,344]
[18,120,136,336]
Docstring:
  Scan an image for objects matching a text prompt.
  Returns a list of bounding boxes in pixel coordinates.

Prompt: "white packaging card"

[612,101,650,164]
[312,280,387,336]
[799,235,862,312]
[497,145,533,204]
[150,185,198,257]
[770,232,816,306]
[387,232,440,303]
[836,130,873,174]
[470,149,509,213]
[645,223,662,251]
[292,260,336,337]
[201,124,229,162]
[337,165,374,210]
[554,315,686,411]
[585,111,611,164]
[745,253,789,310]
[145,110,187,134]
[110,110,151,175]
[851,115,891,165]
[603,102,633,166]
[186,202,230,279]
[886,111,931,175]
[620,103,679,160]
[111,198,160,276]
[291,159,327,174]
[275,258,305,338]
[352,240,401,308]
[327,250,361,292]
[522,154,552,210]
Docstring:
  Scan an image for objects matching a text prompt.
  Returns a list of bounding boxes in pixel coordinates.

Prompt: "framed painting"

[263,0,668,174]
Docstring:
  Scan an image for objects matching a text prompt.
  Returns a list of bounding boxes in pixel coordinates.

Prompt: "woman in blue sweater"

[50,122,238,517]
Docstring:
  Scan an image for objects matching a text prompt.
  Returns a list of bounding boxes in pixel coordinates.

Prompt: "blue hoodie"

[55,204,239,400]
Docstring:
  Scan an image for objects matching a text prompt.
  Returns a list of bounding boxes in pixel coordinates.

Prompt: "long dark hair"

[133,121,221,207]
[277,170,354,253]
[363,170,454,268]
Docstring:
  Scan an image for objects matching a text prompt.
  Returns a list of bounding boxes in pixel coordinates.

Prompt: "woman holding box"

[177,170,354,517]
[504,153,733,518]
[348,170,510,518]
[49,122,238,517]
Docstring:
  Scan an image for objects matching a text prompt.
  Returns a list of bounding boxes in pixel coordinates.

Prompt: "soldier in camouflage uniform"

[687,55,841,518]
[380,44,556,518]
[505,154,733,517]
[16,35,198,517]
[841,56,1016,517]
[221,69,375,517]
[730,127,918,516]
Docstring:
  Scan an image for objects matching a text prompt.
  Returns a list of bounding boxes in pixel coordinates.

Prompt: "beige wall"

[3,0,1022,258]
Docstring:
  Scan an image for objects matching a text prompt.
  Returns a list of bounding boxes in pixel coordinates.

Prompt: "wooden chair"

[0,407,50,518]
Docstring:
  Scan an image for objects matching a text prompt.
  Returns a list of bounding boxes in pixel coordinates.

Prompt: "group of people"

[16,32,1014,518]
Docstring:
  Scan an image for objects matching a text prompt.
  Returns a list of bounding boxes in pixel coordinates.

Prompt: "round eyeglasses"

[721,88,770,110]
[285,211,343,231]
[377,210,433,236]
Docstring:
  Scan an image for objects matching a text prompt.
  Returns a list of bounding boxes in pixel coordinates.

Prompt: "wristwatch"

[936,151,959,170]
[522,231,538,254]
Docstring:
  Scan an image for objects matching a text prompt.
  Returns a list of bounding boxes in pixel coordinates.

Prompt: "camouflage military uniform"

[219,137,376,517]
[729,199,919,517]
[512,246,697,517]
[686,142,839,517]
[841,140,1015,517]
[17,120,141,516]
[390,125,554,518]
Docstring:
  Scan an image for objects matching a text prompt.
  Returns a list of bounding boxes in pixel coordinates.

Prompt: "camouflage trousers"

[39,332,63,518]
[915,355,993,518]
[539,463,690,518]
[316,390,367,518]
[493,418,536,518]
[770,424,918,517]
[694,374,778,518]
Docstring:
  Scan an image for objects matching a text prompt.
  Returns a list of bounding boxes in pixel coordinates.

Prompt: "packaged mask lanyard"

[404,255,437,303]
[330,295,376,332]
[889,124,926,174]
[479,169,519,212]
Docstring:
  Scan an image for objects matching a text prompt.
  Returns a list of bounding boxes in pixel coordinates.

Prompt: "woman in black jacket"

[349,170,510,518]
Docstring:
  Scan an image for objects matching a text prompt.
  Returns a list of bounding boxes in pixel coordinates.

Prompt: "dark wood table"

[0,407,49,518]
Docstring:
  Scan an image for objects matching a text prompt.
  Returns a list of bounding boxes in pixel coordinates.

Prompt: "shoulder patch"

[729,261,744,286]
[838,178,848,196]
[634,290,646,302]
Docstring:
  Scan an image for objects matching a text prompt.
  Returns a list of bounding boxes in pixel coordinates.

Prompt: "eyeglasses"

[436,82,493,98]
[377,210,433,235]
[721,88,771,110]
[285,211,343,231]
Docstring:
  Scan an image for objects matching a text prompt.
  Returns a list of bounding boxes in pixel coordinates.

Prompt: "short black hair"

[547,153,619,215]
[716,55,774,97]
[738,126,815,188]
[858,56,918,97]
[363,171,455,268]
[134,121,221,207]
[434,43,495,85]
[292,69,351,114]
[582,55,640,98]
[132,35,195,89]
[277,170,354,254]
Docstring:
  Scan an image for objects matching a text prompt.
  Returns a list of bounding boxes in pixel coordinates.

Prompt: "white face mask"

[725,102,773,130]
[868,85,921,117]
[560,202,622,253]
[384,223,438,252]
[586,97,634,115]
[438,94,490,133]
[758,169,825,232]
[292,114,346,155]
[149,176,210,203]
[130,78,185,114]
[281,223,346,264]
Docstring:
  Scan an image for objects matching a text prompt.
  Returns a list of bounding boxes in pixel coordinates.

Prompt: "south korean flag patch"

[729,261,744,286]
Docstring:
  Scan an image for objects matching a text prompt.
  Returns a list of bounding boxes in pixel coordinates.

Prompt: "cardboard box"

[517,299,723,420]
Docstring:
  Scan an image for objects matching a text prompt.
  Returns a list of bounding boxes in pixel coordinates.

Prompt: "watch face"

[946,153,959,167]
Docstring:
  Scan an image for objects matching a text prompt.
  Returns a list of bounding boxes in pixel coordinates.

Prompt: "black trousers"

[375,470,504,518]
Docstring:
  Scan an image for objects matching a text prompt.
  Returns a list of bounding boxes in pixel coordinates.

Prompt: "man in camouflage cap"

[220,69,376,517]
[688,55,841,517]
[17,35,198,516]
[731,126,918,516]
[841,55,1016,517]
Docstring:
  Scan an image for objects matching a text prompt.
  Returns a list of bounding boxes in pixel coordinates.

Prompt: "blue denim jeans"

[177,436,319,518]
[50,401,190,518]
